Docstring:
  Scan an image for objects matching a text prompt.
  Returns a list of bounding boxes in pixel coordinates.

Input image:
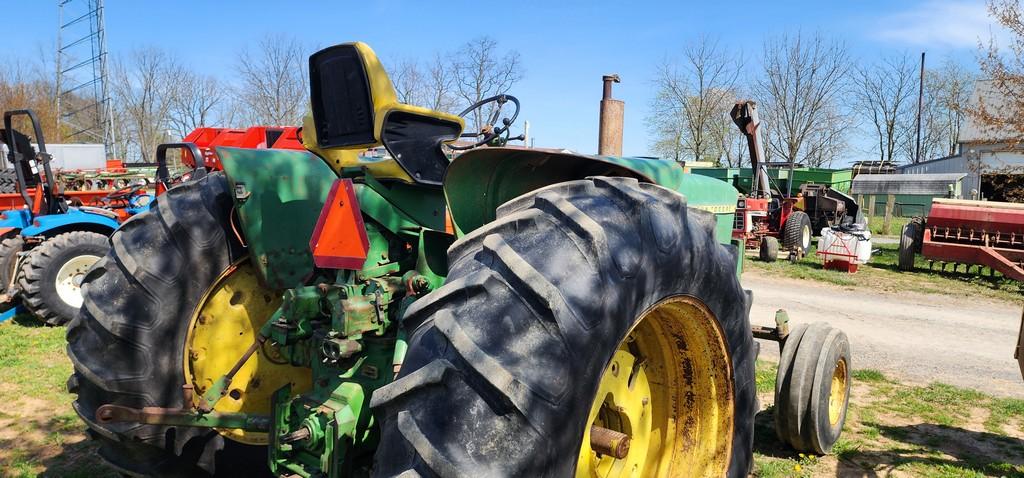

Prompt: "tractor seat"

[380,109,461,186]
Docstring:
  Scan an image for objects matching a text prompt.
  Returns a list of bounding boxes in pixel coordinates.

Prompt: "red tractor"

[730,101,862,262]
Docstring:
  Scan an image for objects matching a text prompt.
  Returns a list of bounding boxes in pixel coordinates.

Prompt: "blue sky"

[5,0,1001,159]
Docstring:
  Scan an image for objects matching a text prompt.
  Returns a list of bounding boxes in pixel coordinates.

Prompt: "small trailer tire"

[774,322,851,454]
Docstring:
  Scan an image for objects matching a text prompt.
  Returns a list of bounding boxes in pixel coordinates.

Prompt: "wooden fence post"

[867,195,876,218]
[882,194,896,235]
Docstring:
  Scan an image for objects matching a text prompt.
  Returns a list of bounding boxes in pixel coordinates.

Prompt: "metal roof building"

[850,173,965,217]
[898,80,1024,201]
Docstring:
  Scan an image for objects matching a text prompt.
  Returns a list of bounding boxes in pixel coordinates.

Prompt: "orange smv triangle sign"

[309,178,370,270]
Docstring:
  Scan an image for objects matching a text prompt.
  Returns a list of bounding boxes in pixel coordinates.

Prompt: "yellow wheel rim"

[828,357,848,426]
[575,296,734,478]
[183,258,312,445]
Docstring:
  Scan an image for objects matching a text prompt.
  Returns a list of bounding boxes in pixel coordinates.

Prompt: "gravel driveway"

[744,270,1024,397]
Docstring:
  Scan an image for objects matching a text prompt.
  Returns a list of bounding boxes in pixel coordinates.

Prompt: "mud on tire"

[66,173,265,477]
[370,177,757,477]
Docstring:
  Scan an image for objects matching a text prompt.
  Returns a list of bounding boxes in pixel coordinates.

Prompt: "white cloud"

[874,0,1000,49]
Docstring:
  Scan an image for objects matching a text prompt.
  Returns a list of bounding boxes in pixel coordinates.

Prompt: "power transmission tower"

[56,0,115,158]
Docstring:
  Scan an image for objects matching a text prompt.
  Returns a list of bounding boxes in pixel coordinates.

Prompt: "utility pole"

[915,51,925,164]
[57,0,115,158]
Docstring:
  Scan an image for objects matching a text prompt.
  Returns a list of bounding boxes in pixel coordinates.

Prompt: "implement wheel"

[19,232,108,325]
[774,322,850,454]
[371,177,757,477]
[759,236,779,262]
[67,173,293,476]
[898,221,918,272]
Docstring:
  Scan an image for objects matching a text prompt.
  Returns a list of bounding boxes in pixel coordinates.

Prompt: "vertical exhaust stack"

[598,74,623,156]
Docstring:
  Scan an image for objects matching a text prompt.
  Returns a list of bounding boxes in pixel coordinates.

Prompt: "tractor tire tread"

[65,173,255,477]
[371,177,756,478]
[19,231,108,325]
[783,211,812,253]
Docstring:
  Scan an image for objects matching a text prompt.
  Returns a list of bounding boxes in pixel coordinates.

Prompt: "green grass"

[752,360,1024,477]
[756,360,777,393]
[0,315,74,403]
[746,243,1024,303]
[852,369,887,382]
[867,215,912,237]
[875,383,986,427]
[985,398,1024,435]
[0,317,119,478]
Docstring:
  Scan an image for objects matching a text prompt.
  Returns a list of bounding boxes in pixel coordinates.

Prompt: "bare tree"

[389,54,459,113]
[424,54,459,113]
[167,71,228,138]
[647,37,741,163]
[900,59,975,162]
[234,34,308,126]
[757,33,852,167]
[853,53,917,164]
[391,58,425,105]
[932,58,974,155]
[969,0,1024,144]
[110,48,179,162]
[452,37,524,132]
[0,58,62,145]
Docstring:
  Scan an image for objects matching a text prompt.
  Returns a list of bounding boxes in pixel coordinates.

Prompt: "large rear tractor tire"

[0,235,24,299]
[19,232,108,325]
[66,173,274,477]
[783,211,813,255]
[371,177,757,477]
[898,221,919,272]
[774,322,851,454]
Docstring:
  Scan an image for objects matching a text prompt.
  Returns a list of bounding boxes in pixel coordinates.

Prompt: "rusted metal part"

[598,74,623,156]
[198,334,266,413]
[590,425,630,459]
[95,404,271,431]
[181,384,194,405]
[751,326,779,341]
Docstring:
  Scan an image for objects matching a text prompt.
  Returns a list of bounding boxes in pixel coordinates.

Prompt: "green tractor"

[66,42,851,477]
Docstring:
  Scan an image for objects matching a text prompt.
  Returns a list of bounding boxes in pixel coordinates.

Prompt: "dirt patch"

[753,364,1024,477]
[0,394,102,478]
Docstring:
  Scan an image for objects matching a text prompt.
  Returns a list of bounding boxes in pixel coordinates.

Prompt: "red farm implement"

[899,198,1024,281]
[155,126,303,195]
[180,126,304,171]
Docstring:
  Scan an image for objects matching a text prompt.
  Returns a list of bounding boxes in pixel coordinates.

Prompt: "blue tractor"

[0,109,153,325]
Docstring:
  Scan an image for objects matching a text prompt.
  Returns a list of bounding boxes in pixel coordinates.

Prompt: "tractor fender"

[0,209,32,234]
[20,208,119,238]
[443,147,739,242]
[217,146,338,289]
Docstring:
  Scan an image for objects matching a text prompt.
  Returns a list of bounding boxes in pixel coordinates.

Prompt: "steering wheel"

[448,94,520,151]
[103,182,145,202]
